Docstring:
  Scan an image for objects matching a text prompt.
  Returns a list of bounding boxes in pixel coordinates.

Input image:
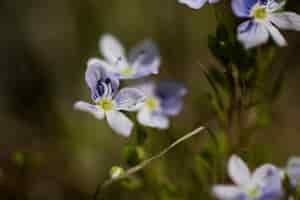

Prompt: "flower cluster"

[74,34,186,136]
[213,155,300,200]
[179,0,300,48]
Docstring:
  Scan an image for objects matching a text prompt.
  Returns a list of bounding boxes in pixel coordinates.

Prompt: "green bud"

[110,166,125,179]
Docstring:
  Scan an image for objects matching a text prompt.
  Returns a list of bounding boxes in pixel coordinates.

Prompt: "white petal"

[266,0,286,12]
[212,185,242,200]
[99,34,127,64]
[178,0,208,9]
[237,21,269,49]
[264,22,287,47]
[228,155,251,186]
[74,101,104,120]
[114,88,146,111]
[87,58,116,74]
[106,110,133,137]
[135,82,155,97]
[252,164,279,184]
[269,12,300,31]
[85,58,107,89]
[137,108,169,129]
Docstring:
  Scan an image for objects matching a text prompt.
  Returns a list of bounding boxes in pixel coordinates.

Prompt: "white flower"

[74,60,145,137]
[232,0,300,48]
[213,155,283,200]
[90,34,160,80]
[135,81,187,129]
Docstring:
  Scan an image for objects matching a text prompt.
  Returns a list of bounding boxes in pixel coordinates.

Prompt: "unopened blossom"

[232,0,300,48]
[90,34,160,80]
[213,155,283,200]
[74,59,145,137]
[136,81,187,129]
[178,0,221,9]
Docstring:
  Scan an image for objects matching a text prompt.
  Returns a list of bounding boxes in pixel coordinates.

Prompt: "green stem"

[93,126,206,200]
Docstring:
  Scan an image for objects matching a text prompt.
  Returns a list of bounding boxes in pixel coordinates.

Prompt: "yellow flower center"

[247,186,261,198]
[120,67,135,76]
[251,5,267,20]
[145,97,159,110]
[97,98,113,111]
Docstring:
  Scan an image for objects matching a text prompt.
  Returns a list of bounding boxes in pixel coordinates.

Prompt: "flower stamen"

[97,98,114,111]
[251,4,267,20]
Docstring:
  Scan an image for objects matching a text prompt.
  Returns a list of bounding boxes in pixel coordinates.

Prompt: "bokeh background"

[1,0,300,199]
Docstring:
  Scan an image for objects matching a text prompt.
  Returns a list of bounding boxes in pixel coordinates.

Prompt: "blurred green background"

[1,0,300,199]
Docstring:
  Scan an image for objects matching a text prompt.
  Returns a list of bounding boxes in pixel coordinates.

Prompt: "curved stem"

[93,126,206,200]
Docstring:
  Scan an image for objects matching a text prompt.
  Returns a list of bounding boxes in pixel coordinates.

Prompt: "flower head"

[136,81,187,129]
[213,155,283,200]
[91,34,160,80]
[178,0,221,9]
[74,60,145,137]
[232,0,300,48]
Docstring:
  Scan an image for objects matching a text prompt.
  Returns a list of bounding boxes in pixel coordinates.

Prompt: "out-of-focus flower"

[136,81,187,129]
[90,34,160,80]
[283,157,300,188]
[232,0,300,48]
[178,0,221,9]
[213,155,283,200]
[74,60,145,137]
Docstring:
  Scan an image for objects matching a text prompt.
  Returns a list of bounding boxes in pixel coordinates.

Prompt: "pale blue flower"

[213,155,283,200]
[284,157,300,188]
[91,34,160,80]
[136,81,187,129]
[232,0,300,48]
[178,0,221,9]
[74,60,145,137]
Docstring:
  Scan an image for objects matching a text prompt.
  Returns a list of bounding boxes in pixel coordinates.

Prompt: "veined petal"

[106,110,133,137]
[86,59,120,101]
[212,185,242,200]
[228,155,251,186]
[269,12,300,31]
[178,0,208,9]
[237,20,269,49]
[137,108,169,129]
[85,58,107,89]
[232,0,257,18]
[74,101,104,120]
[99,34,127,64]
[114,88,146,111]
[87,57,115,73]
[264,22,287,46]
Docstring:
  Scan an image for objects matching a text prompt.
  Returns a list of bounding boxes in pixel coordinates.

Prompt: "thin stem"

[93,126,206,200]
